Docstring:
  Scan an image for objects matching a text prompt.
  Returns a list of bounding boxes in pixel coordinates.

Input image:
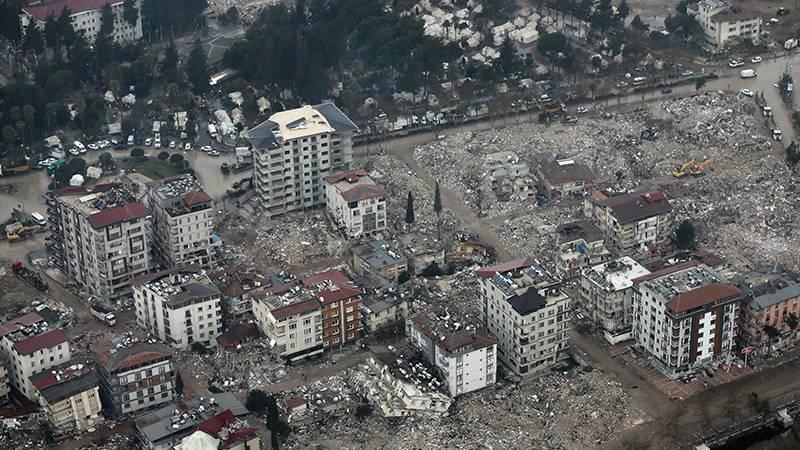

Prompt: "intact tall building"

[21,0,143,45]
[133,267,223,350]
[476,258,571,377]
[147,174,214,270]
[45,178,151,302]
[246,103,358,217]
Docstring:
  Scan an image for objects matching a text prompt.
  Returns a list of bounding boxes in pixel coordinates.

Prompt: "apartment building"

[535,157,595,198]
[476,258,571,376]
[211,265,274,324]
[45,179,150,302]
[361,294,409,333]
[0,313,70,400]
[737,273,800,350]
[30,361,102,434]
[147,174,214,270]
[407,312,497,397]
[0,353,8,405]
[252,270,362,360]
[689,0,762,51]
[352,240,409,282]
[133,267,223,350]
[584,190,673,255]
[93,342,175,418]
[555,221,611,278]
[579,257,650,344]
[247,103,358,217]
[21,0,143,45]
[632,263,740,378]
[324,169,386,238]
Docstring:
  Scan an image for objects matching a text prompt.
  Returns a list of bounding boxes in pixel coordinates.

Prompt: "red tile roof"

[271,298,320,320]
[49,183,122,197]
[318,285,361,305]
[286,396,307,409]
[182,191,212,206]
[340,185,385,202]
[31,363,92,390]
[0,312,45,337]
[93,342,173,373]
[323,169,369,184]
[14,329,68,355]
[302,270,361,304]
[88,201,148,229]
[593,190,672,224]
[198,410,257,445]
[666,283,741,313]
[23,0,120,22]
[476,257,535,279]
[302,270,351,287]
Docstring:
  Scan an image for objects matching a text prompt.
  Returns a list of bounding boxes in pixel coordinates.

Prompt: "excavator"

[672,159,695,178]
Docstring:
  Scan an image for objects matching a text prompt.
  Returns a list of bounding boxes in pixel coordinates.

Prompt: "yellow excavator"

[689,159,715,176]
[672,159,695,178]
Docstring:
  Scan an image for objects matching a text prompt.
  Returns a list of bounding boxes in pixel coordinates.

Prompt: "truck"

[740,69,757,79]
[11,261,48,292]
[90,302,117,326]
[785,38,798,51]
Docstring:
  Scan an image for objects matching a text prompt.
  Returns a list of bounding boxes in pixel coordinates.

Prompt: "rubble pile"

[407,268,484,316]
[179,342,288,391]
[412,133,486,211]
[364,155,463,235]
[285,370,642,449]
[492,202,583,262]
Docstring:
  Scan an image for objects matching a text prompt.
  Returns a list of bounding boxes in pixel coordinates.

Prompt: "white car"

[540,94,551,102]
[208,150,220,157]
[576,107,588,114]
[69,148,80,156]
[184,142,192,150]
[73,140,85,151]
[145,138,152,146]
[680,69,694,76]
[169,141,176,149]
[200,145,212,152]
[39,158,56,168]
[739,89,754,97]
[616,81,628,88]
[728,59,744,68]
[88,143,99,151]
[751,56,762,63]
[98,140,110,148]
[79,146,87,154]
[773,129,782,141]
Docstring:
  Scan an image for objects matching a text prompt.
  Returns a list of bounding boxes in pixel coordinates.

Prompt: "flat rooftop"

[584,257,650,292]
[52,177,150,229]
[136,268,220,305]
[477,257,557,296]
[412,312,495,354]
[150,174,212,216]
[353,240,408,270]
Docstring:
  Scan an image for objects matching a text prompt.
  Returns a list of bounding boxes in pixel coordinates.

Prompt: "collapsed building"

[579,257,650,344]
[30,360,102,434]
[406,311,497,397]
[482,151,534,200]
[476,258,571,377]
[632,263,740,379]
[555,221,611,278]
[352,240,409,282]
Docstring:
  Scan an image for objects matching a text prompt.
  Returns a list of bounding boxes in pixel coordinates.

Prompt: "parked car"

[728,59,744,68]
[562,116,578,124]
[751,56,763,63]
[616,81,629,88]
[661,87,673,94]
[169,141,176,149]
[200,145,212,152]
[69,148,80,156]
[739,88,754,97]
[680,69,694,76]
[740,69,757,79]
[576,107,588,114]
[773,129,782,141]
[88,143,99,151]
[184,142,192,150]
[145,138,152,146]
[208,150,220,157]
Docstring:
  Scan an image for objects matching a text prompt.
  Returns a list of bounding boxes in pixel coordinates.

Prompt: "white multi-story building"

[406,312,497,397]
[46,178,151,302]
[133,268,223,350]
[476,258,571,377]
[147,174,214,270]
[584,190,673,255]
[324,169,386,238]
[0,353,9,405]
[0,313,70,400]
[247,103,358,217]
[632,262,741,379]
[579,257,650,344]
[21,0,143,45]
[689,0,763,51]
[93,342,175,418]
[30,361,102,434]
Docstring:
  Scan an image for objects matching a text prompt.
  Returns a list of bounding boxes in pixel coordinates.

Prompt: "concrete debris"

[179,341,288,392]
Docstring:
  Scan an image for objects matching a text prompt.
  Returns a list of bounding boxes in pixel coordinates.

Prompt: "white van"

[127,135,134,146]
[740,69,756,79]
[73,140,85,151]
[31,212,46,226]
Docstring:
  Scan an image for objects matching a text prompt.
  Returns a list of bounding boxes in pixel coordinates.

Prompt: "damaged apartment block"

[534,155,595,198]
[584,190,673,256]
[476,258,571,377]
[324,169,387,238]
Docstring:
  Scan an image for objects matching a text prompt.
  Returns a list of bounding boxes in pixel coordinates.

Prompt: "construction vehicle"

[689,159,715,176]
[11,261,48,292]
[5,222,40,242]
[672,159,695,178]
[90,300,117,326]
[0,164,30,177]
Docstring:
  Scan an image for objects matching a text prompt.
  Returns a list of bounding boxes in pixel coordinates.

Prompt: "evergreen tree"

[433,181,442,240]
[22,21,45,53]
[175,371,184,394]
[123,0,139,26]
[405,191,415,225]
[675,220,696,250]
[186,40,209,94]
[618,0,630,21]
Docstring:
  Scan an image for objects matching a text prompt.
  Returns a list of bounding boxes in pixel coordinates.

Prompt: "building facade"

[0,313,70,400]
[147,174,214,270]
[30,362,102,434]
[738,275,800,350]
[579,257,650,344]
[476,258,571,377]
[555,221,611,278]
[46,181,150,302]
[324,169,387,238]
[93,342,175,418]
[632,263,740,378]
[584,190,673,255]
[0,354,8,405]
[361,295,408,333]
[133,267,223,350]
[247,103,358,217]
[352,240,409,282]
[22,0,143,45]
[407,312,497,397]
[690,0,762,51]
